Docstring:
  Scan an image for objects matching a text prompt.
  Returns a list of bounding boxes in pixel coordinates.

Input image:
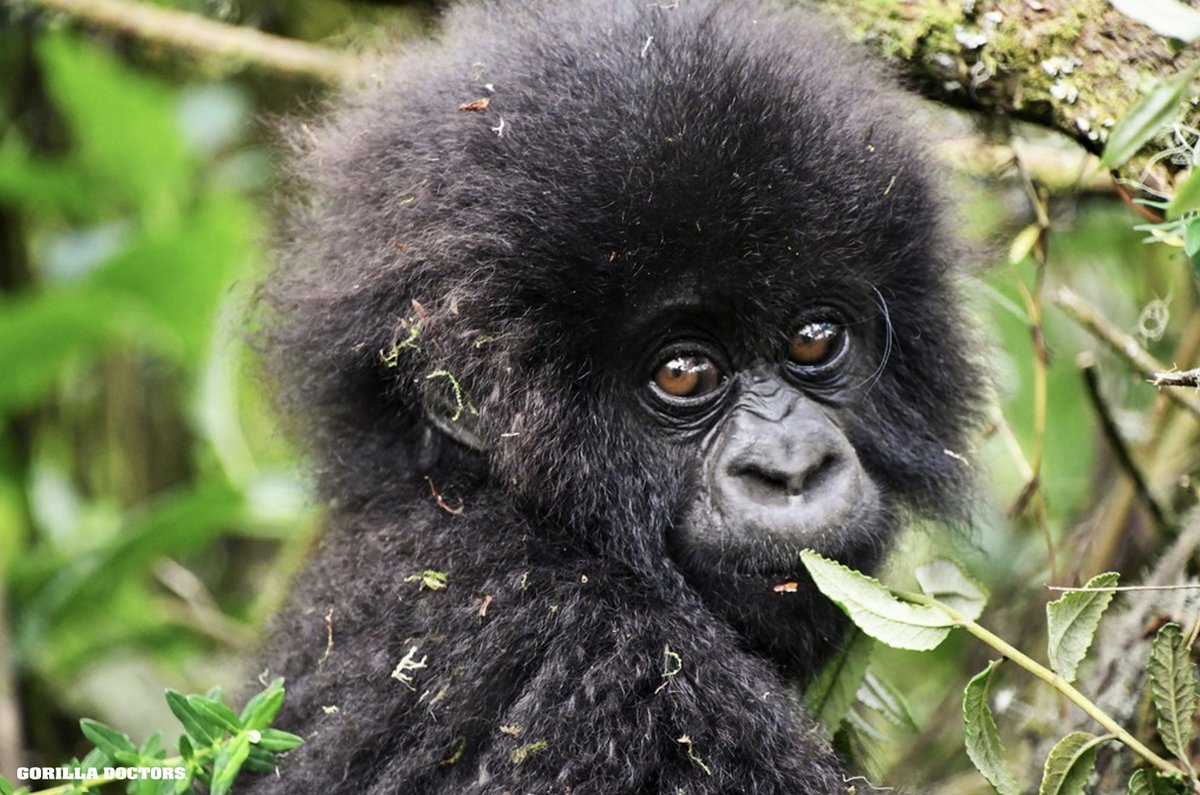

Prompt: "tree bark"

[810,0,1199,190]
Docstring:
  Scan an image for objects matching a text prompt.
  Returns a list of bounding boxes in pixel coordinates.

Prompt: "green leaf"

[36,33,193,213]
[186,694,243,734]
[1168,169,1200,218]
[87,197,257,358]
[1045,572,1119,683]
[1185,216,1200,261]
[857,670,918,732]
[1101,63,1200,169]
[803,627,874,733]
[0,288,125,413]
[255,728,304,753]
[963,660,1021,795]
[240,678,287,731]
[1148,623,1199,763]
[138,731,165,760]
[243,746,279,774]
[178,733,194,762]
[210,733,251,795]
[0,138,101,216]
[16,481,247,631]
[1127,768,1186,794]
[80,718,139,765]
[1109,0,1200,43]
[166,689,217,746]
[1039,732,1107,795]
[0,775,13,795]
[915,559,988,621]
[800,550,953,651]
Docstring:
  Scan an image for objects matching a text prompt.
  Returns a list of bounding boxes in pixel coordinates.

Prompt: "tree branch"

[811,0,1198,189]
[1053,286,1200,421]
[9,0,362,83]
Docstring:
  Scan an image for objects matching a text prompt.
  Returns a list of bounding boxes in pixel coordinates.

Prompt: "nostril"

[792,452,842,497]
[728,462,791,506]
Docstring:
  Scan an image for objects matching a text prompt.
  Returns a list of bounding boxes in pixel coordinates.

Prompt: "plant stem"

[12,0,360,84]
[897,590,1195,790]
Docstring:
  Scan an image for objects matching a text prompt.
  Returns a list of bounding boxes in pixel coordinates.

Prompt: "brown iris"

[789,321,845,367]
[653,355,721,398]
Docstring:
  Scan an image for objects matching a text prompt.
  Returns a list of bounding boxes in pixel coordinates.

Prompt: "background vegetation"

[0,1,1196,793]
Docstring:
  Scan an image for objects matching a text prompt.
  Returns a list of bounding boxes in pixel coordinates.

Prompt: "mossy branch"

[809,0,1197,188]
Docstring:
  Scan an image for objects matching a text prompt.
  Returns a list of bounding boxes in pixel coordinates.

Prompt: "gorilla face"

[598,277,897,669]
[651,316,880,554]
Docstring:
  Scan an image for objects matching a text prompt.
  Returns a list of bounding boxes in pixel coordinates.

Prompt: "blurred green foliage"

[0,25,314,758]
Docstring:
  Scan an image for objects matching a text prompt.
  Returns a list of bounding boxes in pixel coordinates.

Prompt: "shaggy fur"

[249,1,984,792]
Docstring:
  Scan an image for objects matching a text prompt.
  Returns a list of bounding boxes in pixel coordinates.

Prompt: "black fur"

[250,1,984,792]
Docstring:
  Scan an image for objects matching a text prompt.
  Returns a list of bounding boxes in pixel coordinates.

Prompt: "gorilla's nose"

[727,447,849,508]
[712,392,871,538]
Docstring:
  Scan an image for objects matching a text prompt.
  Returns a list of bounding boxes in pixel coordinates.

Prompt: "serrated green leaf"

[187,694,243,734]
[1046,572,1119,683]
[1101,63,1200,169]
[1039,732,1107,795]
[255,728,304,752]
[1149,623,1199,764]
[1110,0,1200,43]
[166,690,217,746]
[858,670,918,732]
[80,718,139,765]
[239,678,286,731]
[800,550,953,651]
[915,559,988,621]
[1127,768,1187,794]
[210,734,252,795]
[803,627,874,734]
[1168,169,1200,218]
[963,660,1021,795]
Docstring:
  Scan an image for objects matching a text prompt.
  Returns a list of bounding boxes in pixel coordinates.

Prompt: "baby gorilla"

[251,0,983,792]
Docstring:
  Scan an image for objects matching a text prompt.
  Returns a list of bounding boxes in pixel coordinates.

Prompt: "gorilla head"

[255,0,984,791]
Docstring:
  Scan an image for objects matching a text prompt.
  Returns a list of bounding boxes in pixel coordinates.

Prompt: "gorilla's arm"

[249,498,847,794]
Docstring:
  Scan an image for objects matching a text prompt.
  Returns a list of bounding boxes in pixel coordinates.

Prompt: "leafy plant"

[801,551,1200,795]
[0,678,301,795]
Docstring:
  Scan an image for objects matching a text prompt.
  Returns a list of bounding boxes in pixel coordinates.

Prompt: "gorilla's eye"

[789,321,846,368]
[652,355,722,399]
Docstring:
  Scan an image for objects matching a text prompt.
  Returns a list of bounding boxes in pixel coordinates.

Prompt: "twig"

[1077,353,1176,536]
[1153,368,1200,388]
[1053,287,1200,421]
[10,0,361,83]
[1008,166,1058,581]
